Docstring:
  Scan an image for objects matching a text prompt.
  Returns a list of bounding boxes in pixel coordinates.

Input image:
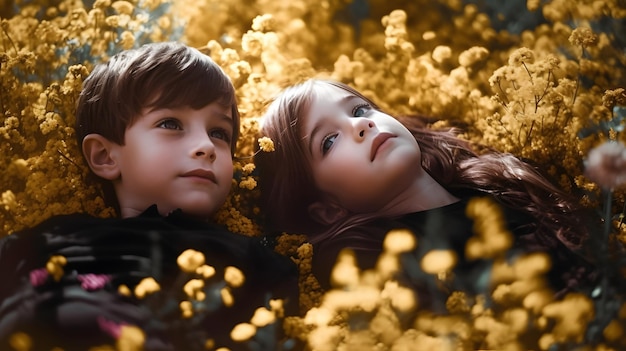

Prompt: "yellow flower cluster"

[0,0,180,236]
[3,0,626,349]
[45,255,67,282]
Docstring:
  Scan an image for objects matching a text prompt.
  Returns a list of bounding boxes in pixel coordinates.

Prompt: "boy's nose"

[353,118,375,139]
[191,135,217,161]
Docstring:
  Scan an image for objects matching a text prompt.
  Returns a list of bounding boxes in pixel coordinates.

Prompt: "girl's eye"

[321,134,337,155]
[352,103,371,117]
[209,128,232,144]
[157,119,181,130]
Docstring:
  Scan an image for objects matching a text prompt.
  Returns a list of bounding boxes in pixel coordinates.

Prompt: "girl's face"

[301,84,423,213]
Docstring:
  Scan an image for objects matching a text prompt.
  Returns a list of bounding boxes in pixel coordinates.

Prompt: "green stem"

[601,188,612,257]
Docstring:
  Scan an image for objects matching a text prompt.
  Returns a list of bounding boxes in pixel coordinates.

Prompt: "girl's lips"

[370,132,395,161]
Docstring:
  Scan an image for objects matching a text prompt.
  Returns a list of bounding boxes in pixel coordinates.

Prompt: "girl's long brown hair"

[256,79,588,253]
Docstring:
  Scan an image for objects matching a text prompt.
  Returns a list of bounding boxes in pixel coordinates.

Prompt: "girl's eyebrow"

[308,124,322,156]
[306,94,360,155]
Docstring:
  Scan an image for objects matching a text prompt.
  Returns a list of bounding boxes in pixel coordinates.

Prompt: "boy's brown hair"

[75,42,240,211]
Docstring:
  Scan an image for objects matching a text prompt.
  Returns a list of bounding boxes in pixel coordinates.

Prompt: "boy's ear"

[308,201,348,226]
[82,134,121,180]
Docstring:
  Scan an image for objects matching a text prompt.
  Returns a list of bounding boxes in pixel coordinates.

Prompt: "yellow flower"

[541,293,594,343]
[177,249,206,273]
[46,255,67,281]
[241,163,255,174]
[119,30,135,50]
[382,229,416,254]
[257,137,275,152]
[330,249,360,287]
[431,45,451,64]
[93,0,112,9]
[195,264,216,279]
[180,300,193,318]
[458,46,489,67]
[116,325,145,351]
[508,47,535,66]
[118,284,131,296]
[221,287,234,307]
[111,1,134,15]
[420,250,457,274]
[9,332,32,351]
[231,322,257,342]
[250,306,275,327]
[238,176,257,190]
[251,14,275,32]
[269,298,285,318]
[134,277,160,299]
[381,280,416,312]
[1,190,17,212]
[569,27,598,48]
[183,279,205,300]
[224,266,245,287]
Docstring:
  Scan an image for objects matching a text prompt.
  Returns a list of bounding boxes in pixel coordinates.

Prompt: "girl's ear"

[82,134,121,180]
[308,201,348,226]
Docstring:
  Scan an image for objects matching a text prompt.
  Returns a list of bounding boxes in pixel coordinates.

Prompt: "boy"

[0,42,298,351]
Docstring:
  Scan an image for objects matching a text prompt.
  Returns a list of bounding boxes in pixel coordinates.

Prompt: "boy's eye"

[352,103,371,117]
[321,134,337,155]
[157,119,181,130]
[209,128,232,144]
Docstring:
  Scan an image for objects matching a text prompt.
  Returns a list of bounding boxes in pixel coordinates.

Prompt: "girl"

[256,78,596,306]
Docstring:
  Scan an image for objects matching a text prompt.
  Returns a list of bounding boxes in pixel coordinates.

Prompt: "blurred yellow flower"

[421,250,457,274]
[224,266,245,287]
[46,255,67,281]
[134,277,160,299]
[9,332,32,351]
[382,229,416,254]
[250,306,275,327]
[177,249,206,273]
[116,325,145,351]
[231,322,256,341]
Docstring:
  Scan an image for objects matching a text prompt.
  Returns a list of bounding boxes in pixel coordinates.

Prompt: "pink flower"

[29,268,49,287]
[585,141,626,189]
[77,274,112,291]
[97,316,123,339]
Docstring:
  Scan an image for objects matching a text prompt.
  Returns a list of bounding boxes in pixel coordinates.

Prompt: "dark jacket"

[312,194,596,311]
[0,206,299,351]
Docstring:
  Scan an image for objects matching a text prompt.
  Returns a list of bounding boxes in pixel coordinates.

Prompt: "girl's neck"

[378,169,459,217]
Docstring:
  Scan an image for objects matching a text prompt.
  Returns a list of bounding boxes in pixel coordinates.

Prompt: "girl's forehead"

[310,84,352,102]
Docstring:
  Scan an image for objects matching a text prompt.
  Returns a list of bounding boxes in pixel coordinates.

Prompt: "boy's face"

[111,102,235,218]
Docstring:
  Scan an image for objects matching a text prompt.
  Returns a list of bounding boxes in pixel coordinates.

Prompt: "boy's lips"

[370,132,395,161]
[181,169,217,183]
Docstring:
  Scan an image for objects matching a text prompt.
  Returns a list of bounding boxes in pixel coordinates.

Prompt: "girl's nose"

[353,118,375,139]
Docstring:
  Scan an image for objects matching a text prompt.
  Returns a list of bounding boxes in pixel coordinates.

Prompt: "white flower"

[584,141,626,189]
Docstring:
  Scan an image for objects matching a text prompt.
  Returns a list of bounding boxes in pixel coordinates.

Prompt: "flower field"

[1,0,626,349]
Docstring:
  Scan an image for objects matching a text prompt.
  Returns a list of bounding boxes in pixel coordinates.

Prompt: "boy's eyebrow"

[307,95,359,156]
[217,112,234,123]
[217,113,235,131]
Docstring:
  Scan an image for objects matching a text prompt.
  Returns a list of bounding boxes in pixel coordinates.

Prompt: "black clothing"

[312,194,596,310]
[0,206,298,351]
